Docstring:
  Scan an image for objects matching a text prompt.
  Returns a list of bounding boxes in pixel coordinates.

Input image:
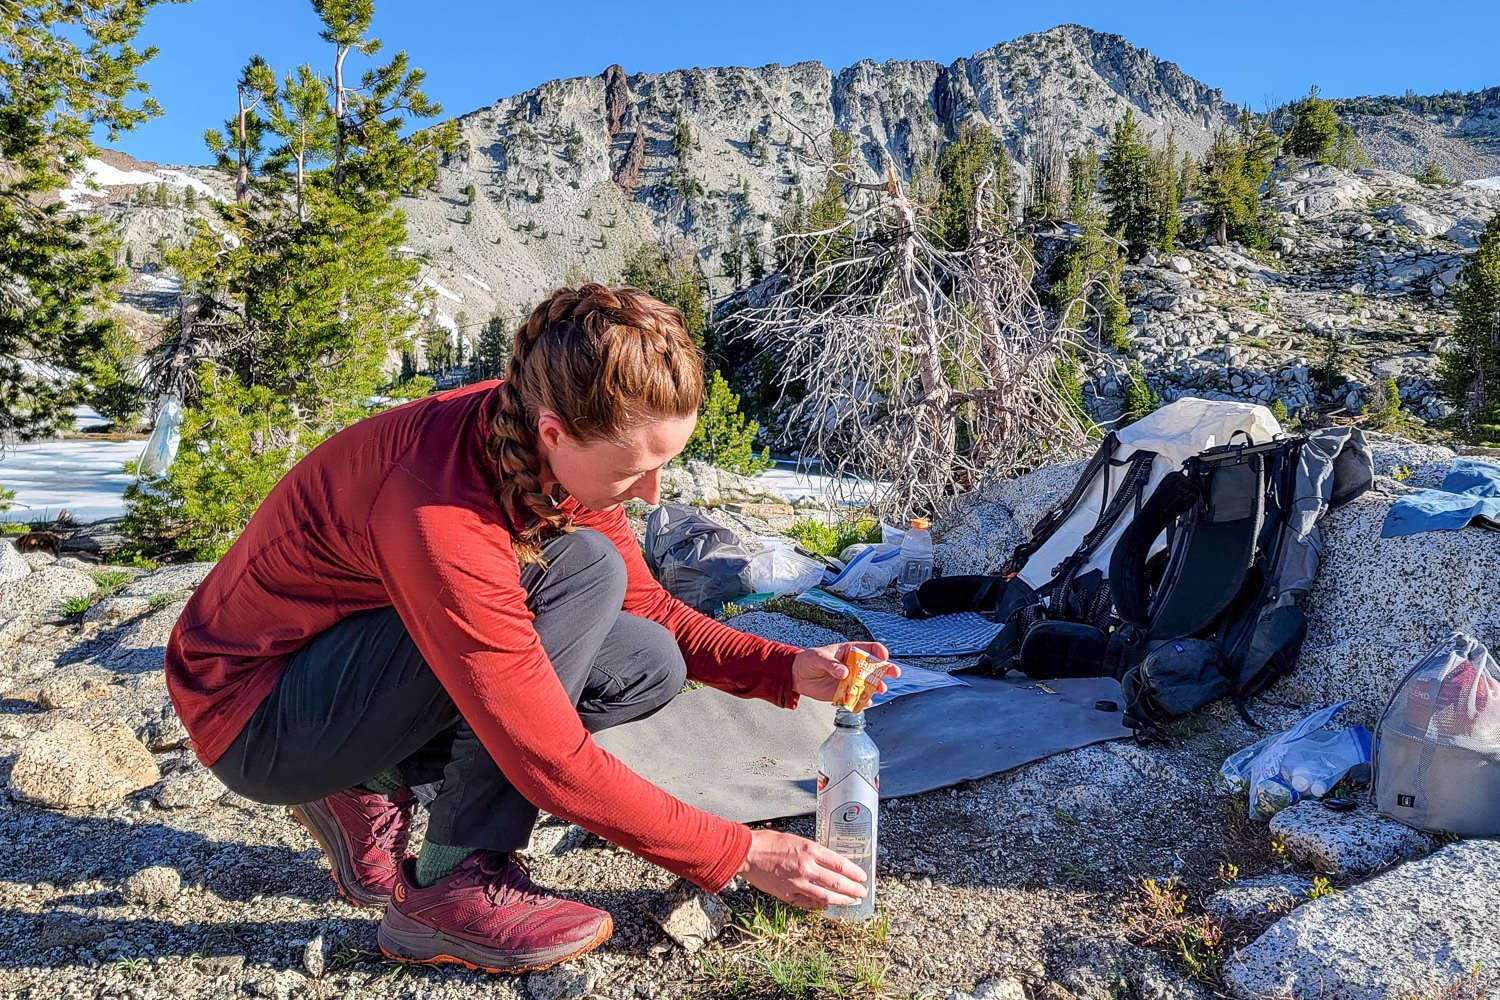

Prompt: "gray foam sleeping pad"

[594,673,1132,823]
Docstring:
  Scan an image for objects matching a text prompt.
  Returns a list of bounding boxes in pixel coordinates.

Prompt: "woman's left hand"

[791,641,897,708]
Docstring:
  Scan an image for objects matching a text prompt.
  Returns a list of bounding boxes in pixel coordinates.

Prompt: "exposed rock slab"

[1269,801,1433,877]
[9,717,160,809]
[1224,841,1500,1000]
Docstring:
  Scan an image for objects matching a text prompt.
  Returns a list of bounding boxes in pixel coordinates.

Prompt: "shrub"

[1122,361,1160,422]
[680,370,771,476]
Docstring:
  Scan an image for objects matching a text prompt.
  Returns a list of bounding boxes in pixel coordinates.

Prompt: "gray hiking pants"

[209,528,687,851]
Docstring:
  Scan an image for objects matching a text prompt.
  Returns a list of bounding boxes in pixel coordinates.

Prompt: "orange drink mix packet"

[835,647,893,711]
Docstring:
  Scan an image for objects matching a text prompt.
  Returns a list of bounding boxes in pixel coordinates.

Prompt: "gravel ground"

[0,561,1306,1000]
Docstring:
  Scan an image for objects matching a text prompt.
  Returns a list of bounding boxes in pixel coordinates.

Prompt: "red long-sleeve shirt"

[164,381,800,891]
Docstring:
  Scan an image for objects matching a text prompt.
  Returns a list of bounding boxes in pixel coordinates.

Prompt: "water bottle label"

[816,770,878,858]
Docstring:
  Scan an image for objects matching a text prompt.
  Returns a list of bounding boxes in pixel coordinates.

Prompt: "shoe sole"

[288,801,388,909]
[377,905,613,974]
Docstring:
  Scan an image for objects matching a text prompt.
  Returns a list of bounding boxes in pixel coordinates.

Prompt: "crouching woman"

[164,284,892,973]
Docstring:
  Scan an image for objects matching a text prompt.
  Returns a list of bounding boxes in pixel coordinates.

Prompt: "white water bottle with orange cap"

[894,517,933,593]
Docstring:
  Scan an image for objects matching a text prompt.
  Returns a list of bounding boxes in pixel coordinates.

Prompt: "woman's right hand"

[737,829,868,910]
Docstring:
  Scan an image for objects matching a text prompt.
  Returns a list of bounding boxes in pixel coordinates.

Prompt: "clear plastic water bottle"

[895,518,933,594]
[816,707,879,921]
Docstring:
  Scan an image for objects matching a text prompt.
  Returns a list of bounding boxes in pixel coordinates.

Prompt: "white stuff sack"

[747,538,827,597]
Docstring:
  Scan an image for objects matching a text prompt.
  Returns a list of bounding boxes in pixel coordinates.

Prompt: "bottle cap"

[910,518,931,530]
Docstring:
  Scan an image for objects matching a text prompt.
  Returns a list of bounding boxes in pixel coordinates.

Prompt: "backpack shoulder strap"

[1108,469,1200,629]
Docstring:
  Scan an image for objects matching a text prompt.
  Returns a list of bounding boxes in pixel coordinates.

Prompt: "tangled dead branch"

[738,130,1099,517]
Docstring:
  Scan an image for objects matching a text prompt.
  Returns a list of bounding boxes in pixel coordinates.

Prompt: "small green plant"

[1217,861,1240,884]
[89,569,133,596]
[1398,965,1492,1000]
[1248,338,1271,349]
[1306,876,1341,901]
[1393,464,1414,482]
[1061,860,1100,890]
[1053,806,1079,825]
[786,519,839,558]
[1122,362,1160,422]
[762,594,859,633]
[785,517,881,560]
[1368,375,1404,429]
[718,601,750,621]
[62,595,96,618]
[114,956,149,974]
[1124,877,1225,984]
[1,521,27,534]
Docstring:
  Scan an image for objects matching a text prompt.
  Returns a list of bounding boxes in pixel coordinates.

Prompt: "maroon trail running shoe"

[378,851,613,973]
[289,786,416,907]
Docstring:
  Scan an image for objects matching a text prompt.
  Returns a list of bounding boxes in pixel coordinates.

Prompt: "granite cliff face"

[398,25,1248,318]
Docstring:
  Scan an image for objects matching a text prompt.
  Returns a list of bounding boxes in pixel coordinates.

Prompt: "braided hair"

[487,283,704,564]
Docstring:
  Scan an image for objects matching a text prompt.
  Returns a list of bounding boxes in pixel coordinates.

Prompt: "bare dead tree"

[737,126,1099,517]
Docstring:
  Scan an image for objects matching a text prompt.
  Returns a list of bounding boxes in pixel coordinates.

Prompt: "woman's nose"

[633,467,663,505]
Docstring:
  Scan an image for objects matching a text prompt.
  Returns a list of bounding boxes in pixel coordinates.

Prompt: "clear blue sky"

[111,0,1500,165]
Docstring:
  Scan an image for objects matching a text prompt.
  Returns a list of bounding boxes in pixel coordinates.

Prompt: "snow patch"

[434,311,459,336]
[461,273,494,292]
[0,439,142,523]
[421,276,464,303]
[60,157,160,208]
[157,168,219,199]
[1465,176,1500,191]
[138,272,181,295]
[755,467,880,505]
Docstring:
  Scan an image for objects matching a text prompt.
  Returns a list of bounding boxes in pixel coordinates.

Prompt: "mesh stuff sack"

[1373,632,1500,837]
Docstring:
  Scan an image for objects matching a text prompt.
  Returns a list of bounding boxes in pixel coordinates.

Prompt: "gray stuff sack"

[643,503,756,614]
[1373,632,1500,838]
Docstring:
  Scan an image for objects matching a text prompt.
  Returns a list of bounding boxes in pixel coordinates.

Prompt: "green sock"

[415,841,481,887]
[361,767,405,796]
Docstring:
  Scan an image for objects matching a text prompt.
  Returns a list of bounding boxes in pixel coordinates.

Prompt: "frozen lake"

[0,439,874,525]
[0,439,142,523]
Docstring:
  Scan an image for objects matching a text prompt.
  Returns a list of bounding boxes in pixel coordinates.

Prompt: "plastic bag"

[137,393,183,479]
[825,541,903,599]
[1217,701,1373,818]
[747,538,827,597]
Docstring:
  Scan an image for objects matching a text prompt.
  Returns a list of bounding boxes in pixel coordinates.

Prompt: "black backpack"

[907,428,1373,734]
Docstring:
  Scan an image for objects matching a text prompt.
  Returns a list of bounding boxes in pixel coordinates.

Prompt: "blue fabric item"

[794,588,1005,656]
[1443,457,1500,498]
[1381,458,1500,538]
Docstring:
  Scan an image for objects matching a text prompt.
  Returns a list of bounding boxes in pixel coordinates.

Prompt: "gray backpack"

[643,503,756,614]
[1373,632,1500,837]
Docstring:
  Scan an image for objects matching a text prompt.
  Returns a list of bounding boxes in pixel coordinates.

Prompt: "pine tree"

[745,233,766,283]
[1053,144,1128,350]
[1440,214,1500,437]
[126,1,451,559]
[722,230,744,286]
[622,243,707,347]
[1286,85,1339,162]
[680,370,771,475]
[469,315,513,383]
[183,183,198,210]
[264,63,335,219]
[1101,109,1155,257]
[1178,151,1201,202]
[0,1,167,439]
[1122,361,1160,422]
[1150,134,1182,255]
[1201,131,1260,247]
[1416,159,1449,185]
[934,122,1008,250]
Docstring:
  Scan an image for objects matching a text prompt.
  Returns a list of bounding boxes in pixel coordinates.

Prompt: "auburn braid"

[486,283,704,564]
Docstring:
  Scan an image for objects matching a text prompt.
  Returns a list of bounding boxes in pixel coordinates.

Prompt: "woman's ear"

[535,410,569,451]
